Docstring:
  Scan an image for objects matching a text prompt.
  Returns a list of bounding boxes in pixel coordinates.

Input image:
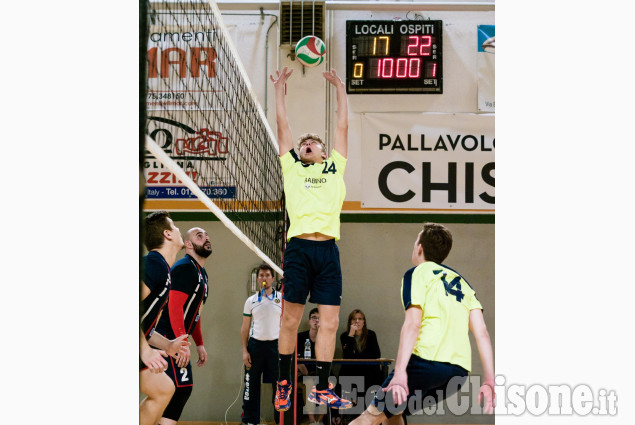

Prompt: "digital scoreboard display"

[346,20,443,94]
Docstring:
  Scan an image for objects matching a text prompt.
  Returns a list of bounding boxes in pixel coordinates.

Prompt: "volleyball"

[295,35,326,67]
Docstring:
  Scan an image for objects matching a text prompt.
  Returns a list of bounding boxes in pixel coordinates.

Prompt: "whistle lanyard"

[258,287,275,302]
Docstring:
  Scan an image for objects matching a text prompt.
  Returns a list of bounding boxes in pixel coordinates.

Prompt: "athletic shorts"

[372,355,468,418]
[164,354,194,389]
[282,237,342,306]
[161,355,194,421]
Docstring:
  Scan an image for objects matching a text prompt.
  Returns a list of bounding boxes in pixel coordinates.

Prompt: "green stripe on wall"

[148,211,494,224]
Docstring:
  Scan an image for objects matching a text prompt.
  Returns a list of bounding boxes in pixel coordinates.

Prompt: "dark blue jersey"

[156,254,209,339]
[141,251,171,336]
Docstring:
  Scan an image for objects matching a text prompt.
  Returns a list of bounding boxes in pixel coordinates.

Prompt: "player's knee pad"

[162,384,193,420]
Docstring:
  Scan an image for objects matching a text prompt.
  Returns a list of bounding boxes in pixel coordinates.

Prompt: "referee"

[241,263,283,425]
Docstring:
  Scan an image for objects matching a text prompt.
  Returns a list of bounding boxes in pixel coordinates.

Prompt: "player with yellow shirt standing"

[348,223,494,425]
[269,67,353,411]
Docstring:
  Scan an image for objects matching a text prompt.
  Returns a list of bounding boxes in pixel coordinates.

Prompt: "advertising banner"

[360,113,494,211]
[146,25,238,111]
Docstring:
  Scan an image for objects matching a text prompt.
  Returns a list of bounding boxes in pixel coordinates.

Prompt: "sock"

[315,361,331,391]
[278,353,294,382]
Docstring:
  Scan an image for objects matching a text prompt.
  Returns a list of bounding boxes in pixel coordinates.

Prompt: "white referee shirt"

[243,289,282,341]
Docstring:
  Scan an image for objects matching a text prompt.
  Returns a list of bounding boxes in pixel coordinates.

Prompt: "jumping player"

[269,67,352,411]
[140,211,190,425]
[155,227,212,425]
[347,223,494,425]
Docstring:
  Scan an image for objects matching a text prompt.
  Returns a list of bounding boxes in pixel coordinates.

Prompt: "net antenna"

[144,0,285,275]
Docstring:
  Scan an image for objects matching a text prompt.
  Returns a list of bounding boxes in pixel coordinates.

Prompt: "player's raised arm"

[469,308,495,414]
[323,69,348,158]
[270,67,295,155]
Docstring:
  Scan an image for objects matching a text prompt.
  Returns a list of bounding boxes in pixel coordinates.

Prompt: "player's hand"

[141,346,168,374]
[270,67,294,88]
[348,326,355,336]
[323,69,344,88]
[167,334,190,359]
[242,350,252,368]
[383,370,409,406]
[196,345,208,367]
[175,338,191,368]
[478,382,495,414]
[176,347,190,367]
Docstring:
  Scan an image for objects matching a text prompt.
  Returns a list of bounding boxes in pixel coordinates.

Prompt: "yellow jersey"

[280,149,347,241]
[401,262,483,372]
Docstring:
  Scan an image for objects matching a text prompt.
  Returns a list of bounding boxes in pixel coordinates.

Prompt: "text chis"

[360,113,494,210]
[376,133,495,205]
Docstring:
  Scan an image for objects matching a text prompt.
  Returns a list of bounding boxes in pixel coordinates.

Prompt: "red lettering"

[148,47,217,79]
[407,36,418,56]
[190,47,217,78]
[396,58,408,78]
[382,58,394,78]
[409,58,421,78]
[161,48,187,78]
[147,47,158,78]
[217,136,228,154]
[420,36,432,56]
[146,170,200,185]
[159,172,171,184]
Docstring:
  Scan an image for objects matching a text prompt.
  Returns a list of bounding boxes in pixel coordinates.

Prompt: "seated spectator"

[336,310,382,424]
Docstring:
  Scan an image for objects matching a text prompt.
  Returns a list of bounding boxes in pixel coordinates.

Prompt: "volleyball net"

[143,0,285,273]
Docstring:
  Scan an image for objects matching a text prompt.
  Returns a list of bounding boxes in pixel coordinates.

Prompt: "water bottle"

[304,338,311,359]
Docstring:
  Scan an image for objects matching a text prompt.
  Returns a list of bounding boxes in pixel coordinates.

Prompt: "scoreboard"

[346,20,443,94]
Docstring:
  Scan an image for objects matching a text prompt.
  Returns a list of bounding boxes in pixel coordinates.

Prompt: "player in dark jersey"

[140,211,189,425]
[154,227,212,425]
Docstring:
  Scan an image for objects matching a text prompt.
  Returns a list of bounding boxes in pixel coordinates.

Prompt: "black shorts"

[372,355,468,418]
[165,355,194,389]
[283,237,342,306]
[161,355,194,420]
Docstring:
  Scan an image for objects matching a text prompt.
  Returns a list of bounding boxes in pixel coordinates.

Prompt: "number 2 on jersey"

[180,367,190,382]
